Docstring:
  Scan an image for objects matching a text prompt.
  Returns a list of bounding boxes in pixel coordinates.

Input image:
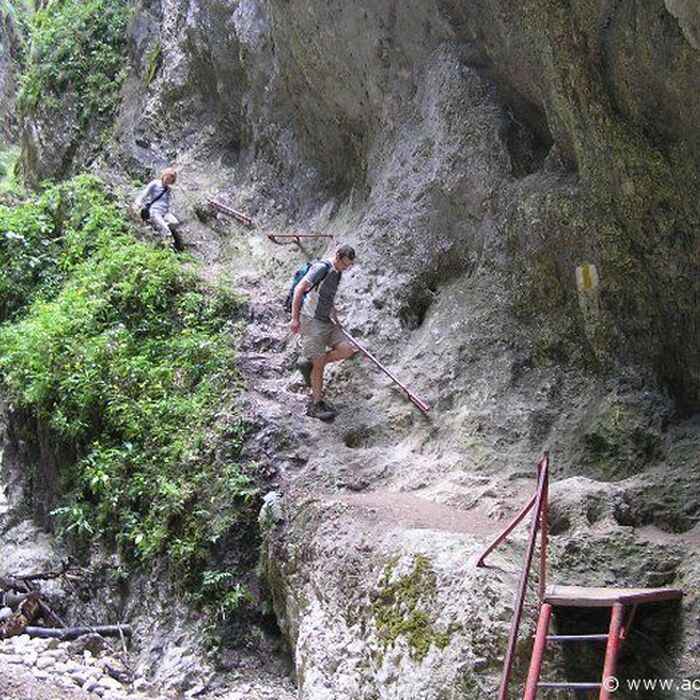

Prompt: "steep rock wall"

[0,9,21,144]
[1,408,75,527]
[13,0,700,698]
[22,0,700,411]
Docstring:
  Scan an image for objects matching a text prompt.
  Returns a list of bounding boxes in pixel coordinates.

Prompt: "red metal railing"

[267,233,335,240]
[207,197,256,226]
[339,328,431,413]
[476,451,550,700]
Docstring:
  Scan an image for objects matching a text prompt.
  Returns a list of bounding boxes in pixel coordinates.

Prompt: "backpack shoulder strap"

[147,184,168,209]
[310,260,333,290]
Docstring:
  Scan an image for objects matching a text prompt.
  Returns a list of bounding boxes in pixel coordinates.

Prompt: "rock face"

[0,9,22,145]
[665,0,700,50]
[18,1,130,186]
[26,0,700,411]
[2,409,76,527]
[12,0,700,698]
[263,495,526,699]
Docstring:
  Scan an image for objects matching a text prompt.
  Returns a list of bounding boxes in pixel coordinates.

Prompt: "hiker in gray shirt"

[289,244,357,421]
[132,167,184,251]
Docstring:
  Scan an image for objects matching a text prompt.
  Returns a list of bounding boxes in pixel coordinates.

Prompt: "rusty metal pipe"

[339,329,430,413]
[600,603,625,700]
[496,452,550,700]
[476,494,537,568]
[267,233,335,239]
[523,603,552,700]
[206,197,255,226]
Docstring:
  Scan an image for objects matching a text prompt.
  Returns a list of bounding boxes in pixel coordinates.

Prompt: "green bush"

[18,0,130,128]
[0,176,259,625]
[0,180,66,320]
[0,146,22,194]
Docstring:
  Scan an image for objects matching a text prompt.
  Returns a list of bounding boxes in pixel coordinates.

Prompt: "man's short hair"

[161,167,177,181]
[336,244,356,261]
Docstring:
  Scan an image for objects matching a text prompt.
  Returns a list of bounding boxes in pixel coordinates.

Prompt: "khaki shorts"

[300,316,346,359]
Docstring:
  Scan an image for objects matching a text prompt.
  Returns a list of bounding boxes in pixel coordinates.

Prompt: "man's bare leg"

[324,341,355,364]
[311,355,327,404]
[311,342,355,404]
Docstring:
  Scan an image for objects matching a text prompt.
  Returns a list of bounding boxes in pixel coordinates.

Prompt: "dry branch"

[24,625,132,641]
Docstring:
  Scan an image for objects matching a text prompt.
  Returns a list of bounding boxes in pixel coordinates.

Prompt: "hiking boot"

[297,360,313,387]
[321,399,338,414]
[307,401,336,421]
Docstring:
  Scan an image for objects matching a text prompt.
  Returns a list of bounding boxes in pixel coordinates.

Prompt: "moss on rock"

[371,554,450,662]
[580,397,665,480]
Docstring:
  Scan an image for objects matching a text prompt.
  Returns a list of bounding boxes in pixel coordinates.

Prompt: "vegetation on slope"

[0,176,260,632]
[18,0,130,130]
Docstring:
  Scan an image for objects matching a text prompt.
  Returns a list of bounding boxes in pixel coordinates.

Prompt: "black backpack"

[284,260,332,314]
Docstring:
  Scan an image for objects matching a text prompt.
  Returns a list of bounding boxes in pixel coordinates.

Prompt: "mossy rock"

[580,399,664,480]
[371,554,450,662]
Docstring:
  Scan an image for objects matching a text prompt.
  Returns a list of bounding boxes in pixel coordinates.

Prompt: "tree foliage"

[18,0,130,128]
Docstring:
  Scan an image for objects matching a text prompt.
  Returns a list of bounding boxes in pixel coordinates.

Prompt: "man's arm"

[289,279,312,334]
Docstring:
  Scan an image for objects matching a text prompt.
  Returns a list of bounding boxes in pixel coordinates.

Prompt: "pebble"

[100,676,123,692]
[69,667,89,684]
[0,635,132,696]
[82,678,98,693]
[43,647,66,659]
[0,633,296,699]
[133,678,150,692]
[35,655,54,670]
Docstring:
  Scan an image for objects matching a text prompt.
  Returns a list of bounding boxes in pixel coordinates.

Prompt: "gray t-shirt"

[301,261,341,322]
[138,180,171,216]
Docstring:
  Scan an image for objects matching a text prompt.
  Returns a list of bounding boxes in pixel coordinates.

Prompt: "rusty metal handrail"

[207,197,256,227]
[267,233,335,240]
[476,451,550,700]
[338,328,431,413]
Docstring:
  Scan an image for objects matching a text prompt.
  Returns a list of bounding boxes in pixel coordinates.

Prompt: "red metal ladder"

[477,452,682,700]
[524,586,682,699]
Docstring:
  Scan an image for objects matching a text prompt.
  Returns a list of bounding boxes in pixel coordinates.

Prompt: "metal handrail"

[338,328,431,413]
[476,451,550,700]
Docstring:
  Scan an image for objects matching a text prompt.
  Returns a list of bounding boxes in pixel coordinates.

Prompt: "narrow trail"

[176,180,535,540]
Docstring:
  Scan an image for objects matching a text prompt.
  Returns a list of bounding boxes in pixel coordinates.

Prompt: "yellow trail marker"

[576,262,599,294]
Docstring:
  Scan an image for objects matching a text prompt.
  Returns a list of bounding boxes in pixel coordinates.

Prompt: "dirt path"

[327,491,505,536]
[175,172,535,529]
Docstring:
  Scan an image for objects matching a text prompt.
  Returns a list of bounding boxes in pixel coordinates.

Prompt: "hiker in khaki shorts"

[289,244,357,421]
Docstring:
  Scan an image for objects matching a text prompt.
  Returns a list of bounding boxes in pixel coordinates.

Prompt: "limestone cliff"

[0,3,23,145]
[12,0,700,698]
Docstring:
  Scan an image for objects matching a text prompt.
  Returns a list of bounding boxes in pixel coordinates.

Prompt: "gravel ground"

[0,662,94,699]
[0,654,297,700]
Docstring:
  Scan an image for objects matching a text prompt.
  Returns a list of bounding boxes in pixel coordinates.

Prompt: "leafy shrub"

[0,176,259,625]
[0,182,65,320]
[0,146,22,194]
